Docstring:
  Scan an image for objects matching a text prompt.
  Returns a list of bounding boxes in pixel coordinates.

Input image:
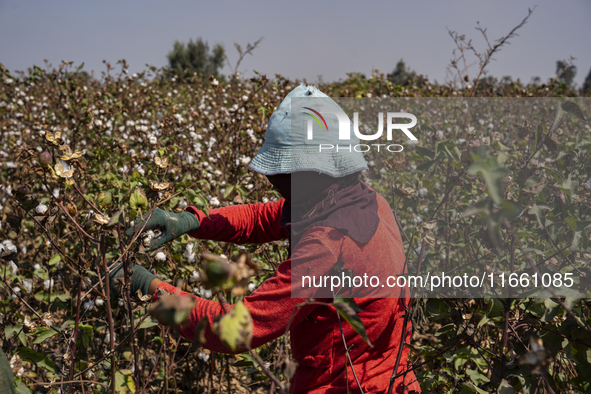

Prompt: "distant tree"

[388,59,422,86]
[583,67,591,94]
[167,38,225,79]
[556,60,577,86]
[530,76,541,86]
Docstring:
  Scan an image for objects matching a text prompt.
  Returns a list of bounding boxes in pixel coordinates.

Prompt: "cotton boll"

[35,203,48,214]
[198,351,210,362]
[155,252,166,262]
[10,286,20,299]
[209,197,220,207]
[23,279,33,294]
[184,244,196,263]
[189,270,201,283]
[9,261,18,275]
[43,279,54,290]
[417,188,428,198]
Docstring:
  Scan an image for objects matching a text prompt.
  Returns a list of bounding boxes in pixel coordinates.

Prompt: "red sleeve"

[185,199,288,244]
[151,227,340,354]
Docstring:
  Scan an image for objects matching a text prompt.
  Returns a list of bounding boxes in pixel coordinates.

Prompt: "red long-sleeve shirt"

[152,194,420,393]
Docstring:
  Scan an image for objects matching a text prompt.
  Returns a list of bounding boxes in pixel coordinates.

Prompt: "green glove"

[108,261,159,298]
[125,208,200,252]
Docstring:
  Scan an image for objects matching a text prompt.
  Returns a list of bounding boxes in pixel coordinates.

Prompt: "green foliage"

[556,60,577,87]
[583,67,591,95]
[167,37,225,79]
[388,59,425,87]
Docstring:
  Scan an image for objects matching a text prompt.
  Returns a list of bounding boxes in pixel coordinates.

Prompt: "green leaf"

[466,368,490,385]
[14,378,29,394]
[106,208,125,228]
[114,369,136,393]
[5,325,21,339]
[462,199,491,218]
[32,327,58,344]
[17,347,60,374]
[129,188,148,211]
[0,350,16,394]
[468,156,508,204]
[416,146,436,160]
[138,318,160,330]
[213,301,253,351]
[500,200,523,222]
[417,159,437,171]
[459,381,488,394]
[497,379,515,394]
[561,101,586,121]
[528,204,550,229]
[542,299,560,322]
[48,253,61,266]
[333,298,372,347]
[223,185,235,199]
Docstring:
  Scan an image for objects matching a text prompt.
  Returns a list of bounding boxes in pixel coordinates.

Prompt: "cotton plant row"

[0,61,590,393]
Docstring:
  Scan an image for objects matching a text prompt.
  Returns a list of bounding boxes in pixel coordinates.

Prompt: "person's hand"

[125,208,200,252]
[108,260,160,298]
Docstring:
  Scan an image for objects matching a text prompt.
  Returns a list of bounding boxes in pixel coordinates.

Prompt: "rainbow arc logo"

[303,107,328,131]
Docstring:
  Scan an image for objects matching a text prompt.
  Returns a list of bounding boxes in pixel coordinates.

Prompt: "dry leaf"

[149,180,171,191]
[59,146,84,161]
[24,315,37,333]
[40,312,53,327]
[394,186,416,197]
[45,130,62,145]
[517,120,532,138]
[54,161,74,178]
[154,156,169,168]
[522,179,546,195]
[93,213,110,225]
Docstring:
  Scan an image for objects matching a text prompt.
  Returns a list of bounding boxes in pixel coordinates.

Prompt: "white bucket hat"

[249,84,368,177]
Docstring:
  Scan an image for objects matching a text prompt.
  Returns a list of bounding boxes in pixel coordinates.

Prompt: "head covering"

[249,84,368,176]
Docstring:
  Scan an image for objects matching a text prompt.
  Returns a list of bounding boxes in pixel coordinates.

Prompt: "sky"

[1,0,590,87]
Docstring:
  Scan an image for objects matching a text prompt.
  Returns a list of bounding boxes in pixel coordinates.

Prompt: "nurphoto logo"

[303,106,418,153]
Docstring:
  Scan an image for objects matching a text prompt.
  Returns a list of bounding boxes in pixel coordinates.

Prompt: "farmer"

[111,85,420,393]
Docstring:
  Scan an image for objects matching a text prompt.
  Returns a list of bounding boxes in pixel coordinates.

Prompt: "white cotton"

[209,197,220,207]
[95,297,105,307]
[155,252,166,262]
[184,244,196,264]
[23,279,33,294]
[189,270,201,283]
[248,282,257,293]
[10,286,20,299]
[413,216,423,224]
[43,279,54,290]
[36,203,48,214]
